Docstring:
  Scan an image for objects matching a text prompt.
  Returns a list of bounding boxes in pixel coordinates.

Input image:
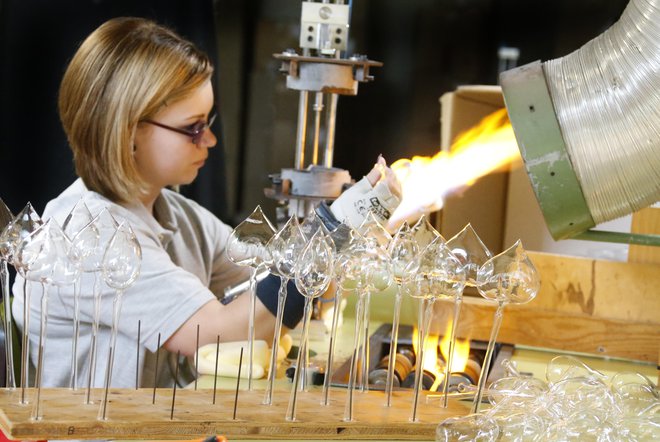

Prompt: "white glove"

[330,156,401,228]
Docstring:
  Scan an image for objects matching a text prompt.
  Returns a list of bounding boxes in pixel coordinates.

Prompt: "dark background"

[0,0,628,225]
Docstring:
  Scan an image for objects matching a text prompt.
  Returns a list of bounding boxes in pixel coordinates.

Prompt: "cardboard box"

[437,85,509,254]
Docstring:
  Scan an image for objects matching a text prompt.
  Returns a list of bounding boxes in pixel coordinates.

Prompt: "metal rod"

[152,333,161,404]
[312,92,324,165]
[195,324,200,391]
[135,320,141,390]
[295,91,309,169]
[98,290,124,421]
[212,335,220,405]
[323,93,338,167]
[170,350,180,420]
[233,347,244,420]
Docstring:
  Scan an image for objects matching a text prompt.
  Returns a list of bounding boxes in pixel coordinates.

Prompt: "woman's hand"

[330,155,402,228]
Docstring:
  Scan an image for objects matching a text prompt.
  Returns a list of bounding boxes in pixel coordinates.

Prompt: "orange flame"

[388,108,519,227]
[439,321,470,374]
[412,327,444,392]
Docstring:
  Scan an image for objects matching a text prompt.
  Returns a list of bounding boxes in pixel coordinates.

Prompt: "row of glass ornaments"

[0,198,142,421]
[224,205,542,423]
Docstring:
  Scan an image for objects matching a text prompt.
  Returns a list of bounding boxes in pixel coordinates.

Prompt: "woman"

[12,17,401,389]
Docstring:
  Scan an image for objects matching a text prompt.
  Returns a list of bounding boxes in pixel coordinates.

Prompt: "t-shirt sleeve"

[117,228,217,352]
[68,221,216,353]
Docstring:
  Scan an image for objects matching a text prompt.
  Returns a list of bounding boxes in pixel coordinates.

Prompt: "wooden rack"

[0,387,469,440]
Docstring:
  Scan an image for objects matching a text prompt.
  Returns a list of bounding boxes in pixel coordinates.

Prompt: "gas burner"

[332,324,514,392]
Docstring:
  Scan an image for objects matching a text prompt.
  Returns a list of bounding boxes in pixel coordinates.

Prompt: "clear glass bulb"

[294,228,334,298]
[435,414,500,442]
[446,223,492,287]
[266,215,305,279]
[357,211,391,249]
[226,205,276,268]
[476,240,540,305]
[0,198,13,232]
[388,222,420,284]
[71,207,119,273]
[0,202,43,266]
[411,214,442,250]
[62,198,94,240]
[102,222,142,290]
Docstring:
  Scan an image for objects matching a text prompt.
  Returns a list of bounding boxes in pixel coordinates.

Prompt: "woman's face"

[134,80,216,192]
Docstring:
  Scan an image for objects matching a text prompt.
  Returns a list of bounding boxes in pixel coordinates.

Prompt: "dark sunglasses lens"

[191,121,207,144]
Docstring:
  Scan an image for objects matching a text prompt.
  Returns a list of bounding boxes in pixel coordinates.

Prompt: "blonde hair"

[58,17,213,203]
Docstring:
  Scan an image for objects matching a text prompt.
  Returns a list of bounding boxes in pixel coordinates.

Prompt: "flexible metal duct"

[501,0,660,244]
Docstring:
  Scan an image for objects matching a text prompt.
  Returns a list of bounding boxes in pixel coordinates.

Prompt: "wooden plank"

[522,251,660,323]
[628,207,660,264]
[429,249,660,365]
[430,297,660,363]
[0,388,469,440]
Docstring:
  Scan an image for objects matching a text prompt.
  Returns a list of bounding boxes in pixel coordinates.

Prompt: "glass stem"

[410,297,435,422]
[321,284,343,406]
[247,266,258,391]
[409,298,425,415]
[20,278,31,404]
[385,288,403,407]
[69,276,81,390]
[263,276,288,406]
[343,291,365,422]
[98,290,124,420]
[471,301,505,414]
[359,290,371,392]
[31,283,49,421]
[286,296,313,421]
[1,260,15,389]
[301,328,308,392]
[442,294,463,408]
[86,271,100,404]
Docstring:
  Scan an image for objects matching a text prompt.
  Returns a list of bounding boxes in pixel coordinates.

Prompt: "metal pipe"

[324,93,338,167]
[295,90,309,170]
[312,92,324,165]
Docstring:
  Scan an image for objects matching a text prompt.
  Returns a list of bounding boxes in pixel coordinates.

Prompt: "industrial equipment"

[266,0,382,220]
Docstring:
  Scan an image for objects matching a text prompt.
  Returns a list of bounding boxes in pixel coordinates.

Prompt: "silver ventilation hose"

[543,0,660,224]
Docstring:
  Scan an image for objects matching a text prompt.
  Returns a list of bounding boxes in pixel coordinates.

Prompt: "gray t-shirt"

[12,179,249,388]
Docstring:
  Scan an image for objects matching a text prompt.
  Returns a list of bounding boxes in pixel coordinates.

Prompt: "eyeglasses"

[142,113,217,145]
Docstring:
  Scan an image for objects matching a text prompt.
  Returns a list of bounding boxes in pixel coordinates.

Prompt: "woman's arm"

[163,294,277,356]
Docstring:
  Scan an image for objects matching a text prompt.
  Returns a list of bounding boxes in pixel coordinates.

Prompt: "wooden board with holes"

[0,387,470,440]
